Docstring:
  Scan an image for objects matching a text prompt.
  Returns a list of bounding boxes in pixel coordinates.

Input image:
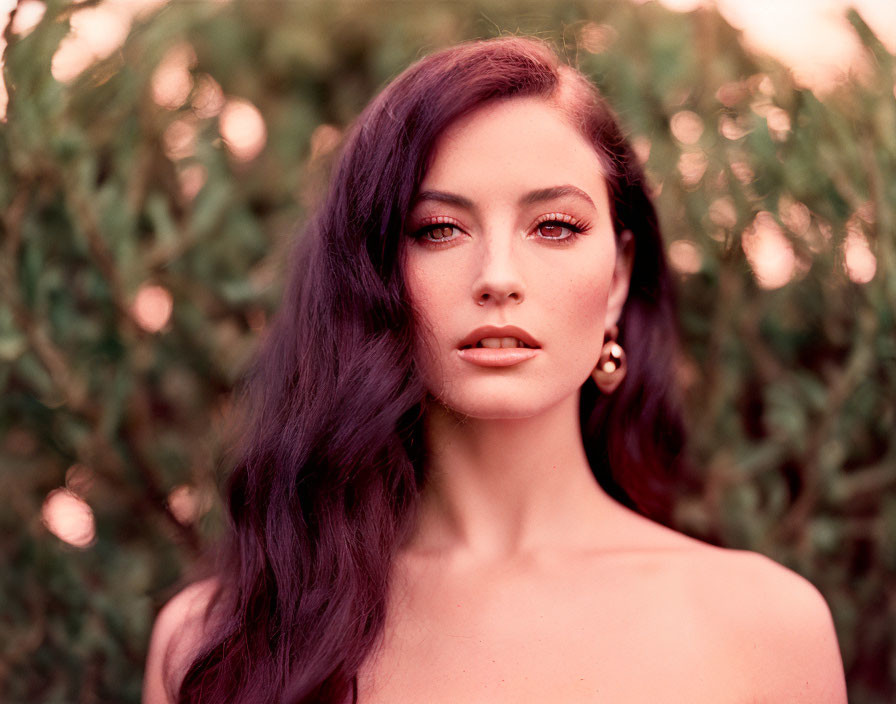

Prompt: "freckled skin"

[403,97,627,420]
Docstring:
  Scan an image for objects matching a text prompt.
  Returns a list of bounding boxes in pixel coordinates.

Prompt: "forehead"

[419,97,610,206]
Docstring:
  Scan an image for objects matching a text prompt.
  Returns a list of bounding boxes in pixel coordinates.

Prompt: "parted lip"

[459,325,540,350]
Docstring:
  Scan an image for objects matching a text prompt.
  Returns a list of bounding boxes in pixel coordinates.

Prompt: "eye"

[532,214,588,243]
[537,222,577,240]
[412,222,464,244]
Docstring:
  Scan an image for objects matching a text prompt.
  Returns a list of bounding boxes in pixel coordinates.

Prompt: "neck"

[409,392,617,561]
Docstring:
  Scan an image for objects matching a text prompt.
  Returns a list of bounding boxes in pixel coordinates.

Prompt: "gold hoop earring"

[591,326,627,394]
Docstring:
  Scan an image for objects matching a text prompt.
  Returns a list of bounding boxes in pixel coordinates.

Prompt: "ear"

[604,229,634,330]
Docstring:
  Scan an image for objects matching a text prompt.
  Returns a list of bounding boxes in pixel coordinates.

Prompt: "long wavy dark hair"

[175,36,684,704]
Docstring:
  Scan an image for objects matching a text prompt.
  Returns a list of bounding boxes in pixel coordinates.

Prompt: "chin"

[432,386,578,421]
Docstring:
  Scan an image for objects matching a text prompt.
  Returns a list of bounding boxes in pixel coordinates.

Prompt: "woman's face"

[403,96,631,419]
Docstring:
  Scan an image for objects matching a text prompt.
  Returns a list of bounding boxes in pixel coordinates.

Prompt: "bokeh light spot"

[719,115,750,141]
[47,0,168,83]
[192,74,225,119]
[677,151,708,187]
[133,284,173,333]
[219,98,267,162]
[670,110,704,144]
[668,240,702,275]
[579,22,617,53]
[730,160,755,185]
[168,484,198,524]
[765,106,791,139]
[178,163,207,200]
[11,0,45,36]
[151,42,196,110]
[631,136,651,165]
[742,211,796,289]
[844,229,876,284]
[162,117,197,161]
[779,197,811,236]
[657,0,706,11]
[167,484,212,525]
[716,81,747,107]
[42,488,96,548]
[709,196,738,229]
[51,4,130,83]
[717,0,865,93]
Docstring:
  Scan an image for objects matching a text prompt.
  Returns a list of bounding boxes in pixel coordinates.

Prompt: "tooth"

[480,338,501,348]
[500,337,517,348]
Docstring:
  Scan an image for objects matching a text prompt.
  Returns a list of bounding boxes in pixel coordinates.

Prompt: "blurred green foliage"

[1,0,894,701]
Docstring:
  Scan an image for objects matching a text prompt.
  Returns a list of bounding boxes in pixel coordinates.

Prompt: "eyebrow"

[412,184,596,211]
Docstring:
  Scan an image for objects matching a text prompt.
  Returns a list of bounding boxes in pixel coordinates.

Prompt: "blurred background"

[1,0,894,701]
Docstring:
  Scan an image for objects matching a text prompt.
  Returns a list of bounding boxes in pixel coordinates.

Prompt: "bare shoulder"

[685,547,848,703]
[607,510,849,704]
[143,578,220,704]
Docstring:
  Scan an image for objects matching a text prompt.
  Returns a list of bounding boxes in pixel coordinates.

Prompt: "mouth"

[458,326,540,350]
[456,326,541,368]
[461,337,536,350]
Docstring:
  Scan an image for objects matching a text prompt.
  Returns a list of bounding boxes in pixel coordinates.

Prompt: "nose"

[471,235,525,306]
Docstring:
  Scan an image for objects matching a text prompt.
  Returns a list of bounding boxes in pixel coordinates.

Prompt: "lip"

[458,325,541,350]
[457,347,540,367]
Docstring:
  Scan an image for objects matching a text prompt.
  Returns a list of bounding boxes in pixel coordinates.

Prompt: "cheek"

[404,258,452,380]
[404,258,450,332]
[572,270,611,319]
[546,262,615,363]
[552,260,614,321]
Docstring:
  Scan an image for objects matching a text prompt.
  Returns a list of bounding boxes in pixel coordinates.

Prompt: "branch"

[121,385,201,554]
[62,174,141,335]
[1,185,92,415]
[768,309,877,546]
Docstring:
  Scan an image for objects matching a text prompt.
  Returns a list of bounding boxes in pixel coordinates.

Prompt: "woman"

[143,37,847,703]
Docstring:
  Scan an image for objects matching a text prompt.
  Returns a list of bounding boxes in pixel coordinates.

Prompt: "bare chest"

[358,554,751,703]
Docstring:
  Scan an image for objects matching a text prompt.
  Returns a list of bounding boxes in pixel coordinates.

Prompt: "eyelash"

[410,214,590,247]
[533,213,589,244]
